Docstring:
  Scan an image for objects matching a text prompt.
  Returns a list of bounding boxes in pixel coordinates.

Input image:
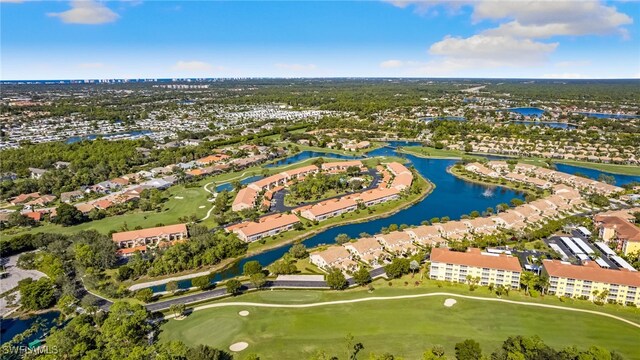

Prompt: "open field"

[159,287,640,359]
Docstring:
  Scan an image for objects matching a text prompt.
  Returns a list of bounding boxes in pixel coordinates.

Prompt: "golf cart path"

[165,292,640,329]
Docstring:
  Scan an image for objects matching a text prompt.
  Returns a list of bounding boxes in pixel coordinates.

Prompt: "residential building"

[310,246,354,271]
[542,260,640,306]
[595,214,640,256]
[226,213,300,242]
[429,248,522,288]
[112,224,188,257]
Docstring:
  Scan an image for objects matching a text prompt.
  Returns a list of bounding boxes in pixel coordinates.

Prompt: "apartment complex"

[429,248,522,289]
[542,260,640,306]
[225,213,300,242]
[111,223,189,257]
[594,209,640,256]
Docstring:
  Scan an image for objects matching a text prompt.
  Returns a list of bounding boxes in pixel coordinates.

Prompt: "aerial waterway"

[146,141,639,292]
[146,141,640,292]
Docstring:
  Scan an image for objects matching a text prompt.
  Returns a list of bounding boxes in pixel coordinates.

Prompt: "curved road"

[162,291,640,329]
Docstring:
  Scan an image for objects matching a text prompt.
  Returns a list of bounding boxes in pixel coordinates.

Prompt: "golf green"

[159,294,640,359]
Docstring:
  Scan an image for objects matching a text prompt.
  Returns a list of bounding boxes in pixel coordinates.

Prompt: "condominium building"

[226,213,300,242]
[112,224,188,257]
[429,248,522,289]
[542,260,640,306]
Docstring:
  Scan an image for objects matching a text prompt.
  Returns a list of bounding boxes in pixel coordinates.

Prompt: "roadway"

[146,267,388,312]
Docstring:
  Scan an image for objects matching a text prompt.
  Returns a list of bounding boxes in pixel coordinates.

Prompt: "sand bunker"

[239,310,249,317]
[199,205,206,209]
[229,342,249,352]
[444,298,457,307]
[174,196,184,199]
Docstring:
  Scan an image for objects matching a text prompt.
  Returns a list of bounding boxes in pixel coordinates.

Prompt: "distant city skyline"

[1,0,639,80]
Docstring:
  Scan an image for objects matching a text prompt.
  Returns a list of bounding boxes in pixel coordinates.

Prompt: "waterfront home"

[232,187,259,212]
[430,248,522,288]
[344,237,386,265]
[355,187,401,206]
[310,246,353,271]
[112,224,189,257]
[487,160,509,172]
[282,165,319,181]
[404,225,447,246]
[321,160,364,172]
[375,231,418,255]
[436,221,471,240]
[462,217,498,235]
[464,163,499,178]
[493,211,526,230]
[297,197,358,221]
[542,260,640,306]
[225,213,300,242]
[387,162,413,190]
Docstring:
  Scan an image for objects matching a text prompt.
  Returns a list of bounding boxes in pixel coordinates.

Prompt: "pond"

[554,164,640,186]
[576,112,639,120]
[510,121,577,130]
[503,107,545,117]
[264,151,360,168]
[0,311,61,346]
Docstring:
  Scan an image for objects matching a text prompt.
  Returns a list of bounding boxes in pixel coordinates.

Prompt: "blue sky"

[1,0,639,79]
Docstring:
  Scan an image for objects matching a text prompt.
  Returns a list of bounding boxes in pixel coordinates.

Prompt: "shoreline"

[127,174,435,291]
[401,146,640,177]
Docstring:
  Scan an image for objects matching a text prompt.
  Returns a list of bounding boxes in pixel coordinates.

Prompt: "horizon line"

[3,76,640,84]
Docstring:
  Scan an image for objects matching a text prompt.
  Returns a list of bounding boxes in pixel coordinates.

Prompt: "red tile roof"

[543,260,640,287]
[112,224,188,243]
[431,248,522,272]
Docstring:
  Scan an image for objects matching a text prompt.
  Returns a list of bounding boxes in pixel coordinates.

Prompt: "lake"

[149,145,524,292]
[265,151,359,168]
[576,112,639,120]
[504,107,545,117]
[1,311,61,346]
[510,121,576,130]
[554,164,639,186]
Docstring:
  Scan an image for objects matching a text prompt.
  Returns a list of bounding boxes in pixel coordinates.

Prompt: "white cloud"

[387,0,632,39]
[474,0,632,38]
[48,0,119,25]
[380,60,405,68]
[429,35,558,67]
[274,63,317,71]
[171,60,220,72]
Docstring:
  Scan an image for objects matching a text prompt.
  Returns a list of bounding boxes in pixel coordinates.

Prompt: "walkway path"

[201,171,256,221]
[163,292,640,329]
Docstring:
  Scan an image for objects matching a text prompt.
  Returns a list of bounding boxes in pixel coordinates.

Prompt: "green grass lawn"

[159,289,640,359]
[552,159,640,176]
[402,146,640,176]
